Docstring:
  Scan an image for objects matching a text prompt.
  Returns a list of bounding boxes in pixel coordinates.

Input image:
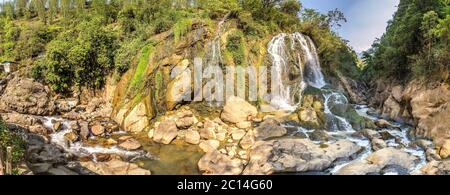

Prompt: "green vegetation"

[361,0,449,83]
[129,44,154,93]
[1,0,361,94]
[0,119,26,175]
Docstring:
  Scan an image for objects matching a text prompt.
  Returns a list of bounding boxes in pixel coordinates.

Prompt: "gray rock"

[254,118,287,140]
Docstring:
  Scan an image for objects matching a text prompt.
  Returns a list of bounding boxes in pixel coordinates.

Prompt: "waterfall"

[292,33,326,89]
[267,32,325,110]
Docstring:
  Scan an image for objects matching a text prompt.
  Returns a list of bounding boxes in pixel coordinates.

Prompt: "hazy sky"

[301,0,400,52]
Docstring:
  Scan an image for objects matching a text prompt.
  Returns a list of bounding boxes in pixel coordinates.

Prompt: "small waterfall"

[322,91,354,131]
[267,32,325,110]
[267,33,304,111]
[292,33,326,89]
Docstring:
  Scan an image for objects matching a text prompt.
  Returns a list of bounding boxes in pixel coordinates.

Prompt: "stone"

[81,159,151,175]
[366,148,418,170]
[307,130,334,142]
[198,150,243,175]
[425,148,441,161]
[371,138,387,151]
[90,124,105,136]
[240,131,255,150]
[419,160,450,175]
[375,119,394,129]
[438,139,450,159]
[147,129,154,139]
[118,136,132,142]
[185,130,200,145]
[298,107,320,127]
[123,102,148,132]
[231,129,246,141]
[106,138,118,145]
[198,120,216,140]
[79,121,90,140]
[47,166,79,175]
[118,138,142,151]
[53,121,62,132]
[216,128,228,142]
[55,98,79,113]
[243,139,361,175]
[236,121,252,129]
[360,129,381,140]
[254,118,287,140]
[64,131,78,142]
[29,125,49,135]
[166,62,192,110]
[199,140,220,153]
[221,96,257,124]
[0,77,55,115]
[334,161,381,175]
[153,120,178,144]
[175,117,195,129]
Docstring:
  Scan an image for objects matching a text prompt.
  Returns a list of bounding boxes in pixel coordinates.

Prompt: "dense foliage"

[1,0,360,93]
[361,0,449,83]
[0,119,26,175]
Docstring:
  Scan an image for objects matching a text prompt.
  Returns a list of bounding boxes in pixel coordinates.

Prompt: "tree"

[16,0,29,18]
[33,0,47,23]
[49,0,59,22]
[327,8,347,29]
[421,11,440,70]
[280,0,302,16]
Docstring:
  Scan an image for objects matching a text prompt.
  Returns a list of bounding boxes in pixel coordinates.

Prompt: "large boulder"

[221,96,257,124]
[365,148,418,170]
[198,150,243,175]
[166,60,192,110]
[438,139,450,159]
[153,120,178,144]
[243,139,361,175]
[118,138,142,151]
[419,160,450,175]
[0,77,55,115]
[254,118,287,140]
[123,102,149,133]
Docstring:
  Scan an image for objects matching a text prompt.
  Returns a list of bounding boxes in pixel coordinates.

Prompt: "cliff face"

[369,79,450,148]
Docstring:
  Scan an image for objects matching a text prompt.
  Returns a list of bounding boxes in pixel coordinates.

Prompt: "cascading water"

[292,33,326,89]
[268,32,326,110]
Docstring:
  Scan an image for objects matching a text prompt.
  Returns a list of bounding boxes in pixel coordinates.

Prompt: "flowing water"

[42,32,426,175]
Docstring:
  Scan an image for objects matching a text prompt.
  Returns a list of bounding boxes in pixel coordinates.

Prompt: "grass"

[173,18,193,42]
[129,44,154,95]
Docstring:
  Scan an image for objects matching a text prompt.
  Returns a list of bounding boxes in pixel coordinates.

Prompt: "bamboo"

[5,146,12,175]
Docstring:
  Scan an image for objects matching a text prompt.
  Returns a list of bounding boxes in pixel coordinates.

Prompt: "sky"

[301,0,400,53]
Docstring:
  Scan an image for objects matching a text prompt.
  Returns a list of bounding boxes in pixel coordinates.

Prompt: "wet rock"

[147,129,154,139]
[198,150,243,175]
[199,140,220,153]
[375,119,396,129]
[231,129,246,141]
[360,129,381,140]
[366,148,418,170]
[381,165,409,175]
[63,110,80,120]
[47,166,79,175]
[29,125,50,135]
[153,120,178,144]
[425,148,441,161]
[221,96,257,124]
[166,60,191,110]
[64,131,78,142]
[81,159,151,175]
[379,131,395,140]
[308,130,334,142]
[243,139,361,175]
[0,77,55,115]
[0,113,39,127]
[371,138,387,151]
[185,130,200,145]
[334,161,380,175]
[90,124,105,136]
[254,118,287,140]
[106,138,118,145]
[52,121,62,132]
[79,121,90,140]
[118,138,142,151]
[415,139,434,150]
[419,160,450,175]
